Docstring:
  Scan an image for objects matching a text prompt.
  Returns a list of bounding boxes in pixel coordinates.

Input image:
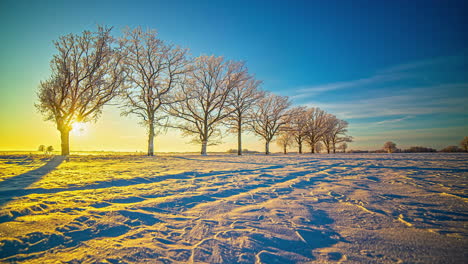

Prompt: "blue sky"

[0,0,467,151]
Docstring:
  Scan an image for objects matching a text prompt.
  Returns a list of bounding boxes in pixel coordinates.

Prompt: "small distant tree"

[36,26,125,155]
[38,145,46,153]
[320,114,353,154]
[249,92,291,155]
[276,130,294,154]
[330,119,352,153]
[46,146,54,154]
[383,141,397,153]
[461,136,468,152]
[339,143,348,153]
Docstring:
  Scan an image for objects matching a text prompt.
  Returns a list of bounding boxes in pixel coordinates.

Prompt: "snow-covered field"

[0,153,466,263]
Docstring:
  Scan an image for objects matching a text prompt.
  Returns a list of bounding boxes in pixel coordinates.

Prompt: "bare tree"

[36,26,125,155]
[287,106,308,154]
[303,107,327,153]
[168,55,247,155]
[46,146,54,154]
[315,142,323,153]
[322,114,352,153]
[38,145,46,153]
[224,77,263,155]
[461,136,468,152]
[339,142,348,153]
[383,141,397,153]
[276,129,295,154]
[249,93,291,154]
[119,27,190,156]
[321,114,335,153]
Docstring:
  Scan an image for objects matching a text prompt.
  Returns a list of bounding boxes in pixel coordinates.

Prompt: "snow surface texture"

[0,153,466,263]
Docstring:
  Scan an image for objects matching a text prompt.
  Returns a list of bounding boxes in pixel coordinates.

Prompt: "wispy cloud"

[376,54,465,75]
[303,83,468,119]
[291,73,407,99]
[375,116,414,125]
[291,54,467,101]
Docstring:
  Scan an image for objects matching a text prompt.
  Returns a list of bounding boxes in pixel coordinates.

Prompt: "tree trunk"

[311,144,315,154]
[283,145,287,154]
[147,122,155,156]
[265,141,270,155]
[332,143,336,154]
[298,142,302,154]
[201,140,208,155]
[60,129,70,155]
[237,121,242,156]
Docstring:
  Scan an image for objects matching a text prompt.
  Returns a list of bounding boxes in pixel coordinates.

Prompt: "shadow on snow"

[0,156,66,207]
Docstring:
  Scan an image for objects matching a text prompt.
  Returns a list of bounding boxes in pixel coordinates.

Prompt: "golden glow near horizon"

[0,102,464,153]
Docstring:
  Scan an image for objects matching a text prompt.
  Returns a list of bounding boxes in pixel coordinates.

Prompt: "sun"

[71,122,88,136]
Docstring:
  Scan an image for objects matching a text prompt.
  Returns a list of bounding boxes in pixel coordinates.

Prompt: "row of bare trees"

[36,26,351,156]
[275,107,352,154]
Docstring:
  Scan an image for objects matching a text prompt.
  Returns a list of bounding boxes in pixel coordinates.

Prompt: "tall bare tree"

[249,93,291,154]
[119,27,190,156]
[339,142,348,153]
[36,26,125,155]
[168,55,247,155]
[287,106,308,154]
[303,107,327,153]
[224,77,263,155]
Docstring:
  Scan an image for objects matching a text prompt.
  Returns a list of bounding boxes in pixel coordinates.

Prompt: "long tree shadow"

[0,156,66,207]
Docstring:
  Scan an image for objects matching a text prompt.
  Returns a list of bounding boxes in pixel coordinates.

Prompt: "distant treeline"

[348,146,466,153]
[347,137,468,154]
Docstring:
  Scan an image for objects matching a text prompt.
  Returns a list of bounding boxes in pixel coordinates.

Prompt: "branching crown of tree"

[224,76,263,155]
[286,106,308,153]
[119,27,191,155]
[322,114,352,153]
[36,26,125,155]
[276,130,295,154]
[383,141,397,153]
[225,77,263,131]
[303,107,327,153]
[249,92,291,154]
[168,55,248,153]
[119,27,190,126]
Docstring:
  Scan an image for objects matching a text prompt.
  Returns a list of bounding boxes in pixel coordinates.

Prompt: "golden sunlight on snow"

[0,153,466,263]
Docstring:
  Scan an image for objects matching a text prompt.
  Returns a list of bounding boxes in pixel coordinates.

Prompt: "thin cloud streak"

[303,88,468,119]
[375,116,414,125]
[377,54,465,75]
[291,54,467,101]
[291,73,408,100]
